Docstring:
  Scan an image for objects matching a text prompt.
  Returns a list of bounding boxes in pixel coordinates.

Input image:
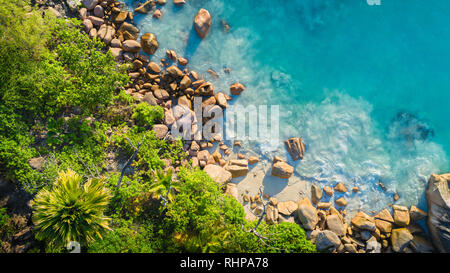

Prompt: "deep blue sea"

[124,0,450,213]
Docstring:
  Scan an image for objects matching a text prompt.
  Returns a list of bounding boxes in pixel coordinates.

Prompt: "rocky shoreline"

[40,0,450,253]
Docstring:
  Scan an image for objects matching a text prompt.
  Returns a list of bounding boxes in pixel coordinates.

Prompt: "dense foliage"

[0,0,316,253]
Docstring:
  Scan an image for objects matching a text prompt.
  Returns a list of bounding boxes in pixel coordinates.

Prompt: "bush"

[132,103,164,129]
[230,221,316,253]
[88,219,155,253]
[163,168,245,252]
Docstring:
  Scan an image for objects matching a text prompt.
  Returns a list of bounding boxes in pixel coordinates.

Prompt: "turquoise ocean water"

[124,0,450,213]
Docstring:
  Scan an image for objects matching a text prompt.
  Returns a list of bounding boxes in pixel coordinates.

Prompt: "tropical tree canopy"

[32,169,111,249]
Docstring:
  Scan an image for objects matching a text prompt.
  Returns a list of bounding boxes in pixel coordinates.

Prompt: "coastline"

[38,0,449,253]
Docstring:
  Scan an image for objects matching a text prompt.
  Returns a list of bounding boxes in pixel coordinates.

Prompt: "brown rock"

[152,124,168,139]
[194,8,211,39]
[140,33,158,55]
[135,0,154,14]
[204,164,232,184]
[248,156,259,165]
[230,82,245,95]
[153,9,162,19]
[277,201,298,216]
[166,65,184,77]
[114,11,128,24]
[297,198,318,230]
[284,137,305,161]
[317,202,332,210]
[335,197,347,207]
[409,205,427,222]
[311,184,323,204]
[173,0,185,5]
[374,208,394,223]
[334,182,347,193]
[148,62,161,74]
[324,186,333,196]
[225,165,249,178]
[393,205,410,227]
[122,40,141,53]
[265,205,279,225]
[351,211,376,231]
[215,92,228,108]
[326,214,346,236]
[375,219,392,233]
[391,228,413,252]
[180,75,191,90]
[271,161,294,179]
[178,57,188,66]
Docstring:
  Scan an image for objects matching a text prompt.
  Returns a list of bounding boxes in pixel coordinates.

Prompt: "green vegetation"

[0,0,316,253]
[32,169,111,249]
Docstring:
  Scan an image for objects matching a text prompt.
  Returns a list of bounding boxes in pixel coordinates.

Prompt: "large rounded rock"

[82,0,98,10]
[426,173,450,253]
[315,230,341,252]
[122,40,141,53]
[194,9,211,39]
[271,161,293,179]
[326,214,346,237]
[230,82,245,95]
[204,164,232,184]
[140,33,159,55]
[152,124,168,139]
[297,198,318,230]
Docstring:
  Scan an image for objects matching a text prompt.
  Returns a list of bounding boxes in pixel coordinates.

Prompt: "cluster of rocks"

[257,183,433,253]
[77,1,254,184]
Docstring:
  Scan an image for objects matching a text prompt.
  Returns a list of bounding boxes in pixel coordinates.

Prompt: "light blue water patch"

[122,0,449,213]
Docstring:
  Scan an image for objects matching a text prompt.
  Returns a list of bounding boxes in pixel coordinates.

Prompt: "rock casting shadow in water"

[183,25,202,61]
[261,173,289,196]
[390,112,434,143]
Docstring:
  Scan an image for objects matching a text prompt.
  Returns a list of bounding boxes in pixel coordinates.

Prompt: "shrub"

[163,168,245,252]
[132,103,164,129]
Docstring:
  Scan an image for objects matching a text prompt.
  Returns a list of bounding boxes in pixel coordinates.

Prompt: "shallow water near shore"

[124,0,450,214]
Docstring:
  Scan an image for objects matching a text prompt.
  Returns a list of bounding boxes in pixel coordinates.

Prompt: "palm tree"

[32,169,111,249]
[148,168,180,205]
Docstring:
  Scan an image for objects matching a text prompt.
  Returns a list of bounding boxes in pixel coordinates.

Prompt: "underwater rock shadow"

[261,172,289,197]
[183,25,202,61]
